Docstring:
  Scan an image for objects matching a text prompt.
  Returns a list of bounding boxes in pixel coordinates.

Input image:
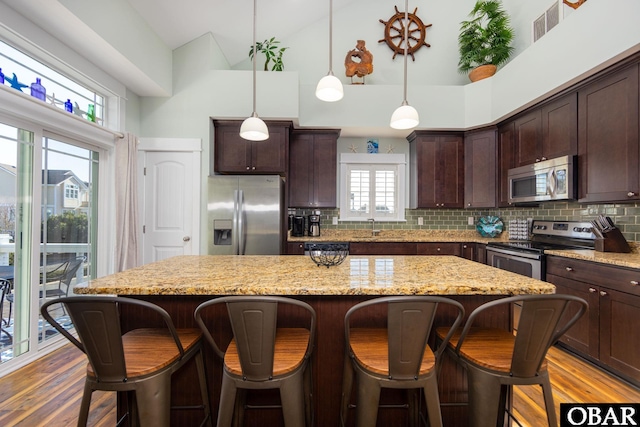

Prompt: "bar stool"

[40,296,212,427]
[435,294,588,427]
[340,296,465,427]
[194,296,316,427]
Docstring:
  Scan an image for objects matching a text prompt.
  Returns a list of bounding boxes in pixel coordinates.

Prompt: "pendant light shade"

[241,0,269,141]
[390,102,420,130]
[240,114,269,141]
[316,0,343,102]
[390,0,419,130]
[316,73,344,102]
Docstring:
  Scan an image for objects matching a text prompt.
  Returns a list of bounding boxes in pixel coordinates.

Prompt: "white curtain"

[115,132,140,272]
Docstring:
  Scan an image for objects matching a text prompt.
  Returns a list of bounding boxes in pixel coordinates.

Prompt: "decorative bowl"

[308,244,348,268]
[476,216,504,238]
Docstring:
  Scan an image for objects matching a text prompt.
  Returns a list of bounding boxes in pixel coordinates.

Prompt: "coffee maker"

[292,216,305,237]
[308,212,320,237]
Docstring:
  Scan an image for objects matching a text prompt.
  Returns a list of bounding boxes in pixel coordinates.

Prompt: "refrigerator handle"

[233,190,240,255]
[238,189,245,255]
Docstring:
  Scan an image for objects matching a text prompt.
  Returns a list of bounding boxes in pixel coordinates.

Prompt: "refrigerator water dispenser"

[213,219,232,245]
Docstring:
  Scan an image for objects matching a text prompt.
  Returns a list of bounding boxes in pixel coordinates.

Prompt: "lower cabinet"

[287,242,305,255]
[416,242,462,256]
[349,242,417,255]
[546,255,640,386]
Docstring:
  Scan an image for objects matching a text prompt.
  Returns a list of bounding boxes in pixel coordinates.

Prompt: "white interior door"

[139,139,201,265]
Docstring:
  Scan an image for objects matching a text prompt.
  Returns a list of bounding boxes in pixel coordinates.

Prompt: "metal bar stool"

[194,296,316,427]
[435,294,588,427]
[340,296,465,427]
[41,296,212,427]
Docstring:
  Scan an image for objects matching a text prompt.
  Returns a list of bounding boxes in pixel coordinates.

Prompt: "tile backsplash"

[294,202,640,242]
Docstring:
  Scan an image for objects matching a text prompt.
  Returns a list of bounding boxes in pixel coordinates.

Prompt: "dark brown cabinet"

[464,128,496,208]
[416,243,461,256]
[514,109,542,167]
[408,132,464,209]
[513,93,577,167]
[213,120,291,174]
[349,242,417,255]
[546,256,640,386]
[578,64,640,202]
[286,242,305,255]
[288,129,340,208]
[497,122,516,207]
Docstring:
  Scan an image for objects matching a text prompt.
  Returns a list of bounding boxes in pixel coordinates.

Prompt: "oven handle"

[486,246,543,260]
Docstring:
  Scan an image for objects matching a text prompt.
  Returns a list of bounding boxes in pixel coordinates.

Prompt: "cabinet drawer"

[547,256,640,296]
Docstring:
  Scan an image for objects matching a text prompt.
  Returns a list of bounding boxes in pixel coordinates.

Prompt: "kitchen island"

[75,255,554,426]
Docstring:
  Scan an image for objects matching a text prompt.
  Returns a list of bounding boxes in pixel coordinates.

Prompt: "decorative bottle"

[0,68,4,85]
[86,104,96,122]
[64,99,73,113]
[30,77,46,101]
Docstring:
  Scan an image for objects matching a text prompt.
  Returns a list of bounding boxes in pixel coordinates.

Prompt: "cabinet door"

[546,273,599,359]
[514,110,542,166]
[541,93,577,161]
[214,122,253,173]
[464,128,496,208]
[286,242,305,255]
[312,132,338,207]
[497,122,515,207]
[599,287,640,383]
[416,243,461,256]
[288,133,314,207]
[250,122,289,173]
[461,243,475,260]
[439,135,465,208]
[578,64,640,202]
[289,130,338,208]
[413,135,439,208]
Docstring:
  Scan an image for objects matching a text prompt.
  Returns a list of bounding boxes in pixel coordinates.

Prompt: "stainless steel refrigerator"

[208,175,284,255]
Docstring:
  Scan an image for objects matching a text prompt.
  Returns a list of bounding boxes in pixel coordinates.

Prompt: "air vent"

[533,1,561,42]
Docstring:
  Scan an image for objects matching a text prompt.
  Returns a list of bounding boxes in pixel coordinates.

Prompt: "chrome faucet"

[368,218,380,236]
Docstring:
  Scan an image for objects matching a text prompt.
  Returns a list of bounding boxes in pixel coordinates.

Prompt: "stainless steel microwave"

[507,155,576,203]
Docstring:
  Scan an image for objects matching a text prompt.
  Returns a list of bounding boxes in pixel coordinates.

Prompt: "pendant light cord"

[402,0,409,104]
[328,0,334,75]
[251,0,257,115]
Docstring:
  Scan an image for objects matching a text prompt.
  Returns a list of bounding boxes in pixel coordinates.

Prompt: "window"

[339,153,406,222]
[64,183,79,199]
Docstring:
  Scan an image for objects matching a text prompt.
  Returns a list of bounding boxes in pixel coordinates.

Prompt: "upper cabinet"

[578,63,640,203]
[514,93,577,167]
[213,120,291,174]
[408,132,464,209]
[497,122,516,207]
[464,128,497,208]
[288,129,340,208]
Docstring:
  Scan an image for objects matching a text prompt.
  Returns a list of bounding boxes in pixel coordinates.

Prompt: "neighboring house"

[0,163,16,237]
[42,170,89,218]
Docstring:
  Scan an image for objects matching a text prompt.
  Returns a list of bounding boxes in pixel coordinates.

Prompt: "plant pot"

[469,64,497,82]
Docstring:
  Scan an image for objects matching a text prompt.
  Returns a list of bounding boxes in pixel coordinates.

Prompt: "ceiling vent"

[533,2,561,42]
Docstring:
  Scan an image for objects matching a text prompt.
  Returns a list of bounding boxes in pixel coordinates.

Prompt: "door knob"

[183,236,191,242]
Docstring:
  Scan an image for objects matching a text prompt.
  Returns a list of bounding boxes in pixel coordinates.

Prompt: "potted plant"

[458,0,514,82]
[248,37,288,71]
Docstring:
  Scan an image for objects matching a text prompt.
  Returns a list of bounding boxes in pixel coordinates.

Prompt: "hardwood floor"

[0,343,638,426]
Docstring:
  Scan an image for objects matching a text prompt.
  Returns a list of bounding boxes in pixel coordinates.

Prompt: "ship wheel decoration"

[379,5,432,60]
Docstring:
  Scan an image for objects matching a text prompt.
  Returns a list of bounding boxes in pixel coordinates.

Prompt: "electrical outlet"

[332,216,338,225]
[468,216,475,225]
[418,217,423,226]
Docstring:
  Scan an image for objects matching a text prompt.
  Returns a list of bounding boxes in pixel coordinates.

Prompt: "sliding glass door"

[0,120,99,365]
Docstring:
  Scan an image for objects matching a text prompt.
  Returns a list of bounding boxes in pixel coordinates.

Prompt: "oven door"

[486,246,544,280]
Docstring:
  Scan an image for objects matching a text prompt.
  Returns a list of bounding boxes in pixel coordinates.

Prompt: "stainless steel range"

[486,220,596,280]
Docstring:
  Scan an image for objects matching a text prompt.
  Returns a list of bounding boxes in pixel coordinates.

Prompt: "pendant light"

[315,0,344,102]
[240,0,269,141]
[390,0,419,130]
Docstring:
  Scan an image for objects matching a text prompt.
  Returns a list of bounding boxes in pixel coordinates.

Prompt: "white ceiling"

[126,0,360,67]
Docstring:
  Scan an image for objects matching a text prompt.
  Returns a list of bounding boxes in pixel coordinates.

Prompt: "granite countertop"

[544,248,640,270]
[288,229,507,244]
[74,255,554,296]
